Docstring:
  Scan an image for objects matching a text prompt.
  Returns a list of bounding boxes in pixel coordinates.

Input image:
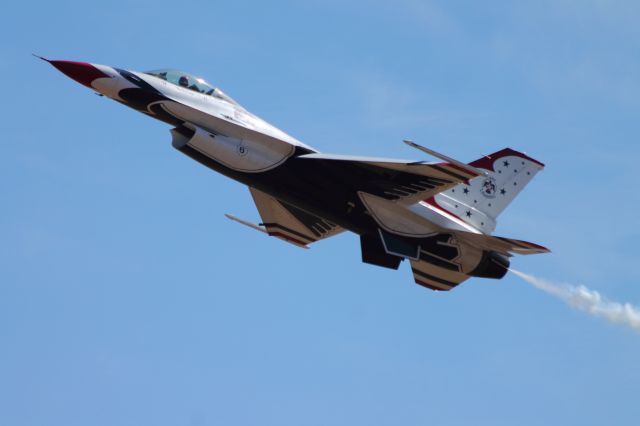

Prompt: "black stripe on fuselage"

[117,88,172,119]
[411,268,458,287]
[116,69,163,94]
[114,69,182,125]
[148,103,184,126]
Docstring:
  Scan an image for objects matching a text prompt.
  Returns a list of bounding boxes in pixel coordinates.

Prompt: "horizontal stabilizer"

[455,231,550,256]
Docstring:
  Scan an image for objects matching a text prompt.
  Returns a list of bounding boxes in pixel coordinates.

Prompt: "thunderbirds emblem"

[481,177,497,198]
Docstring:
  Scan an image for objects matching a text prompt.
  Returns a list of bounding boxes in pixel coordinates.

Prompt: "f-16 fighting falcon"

[42,57,550,291]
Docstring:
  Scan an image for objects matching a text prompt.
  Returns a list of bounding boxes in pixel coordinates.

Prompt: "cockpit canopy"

[143,69,238,105]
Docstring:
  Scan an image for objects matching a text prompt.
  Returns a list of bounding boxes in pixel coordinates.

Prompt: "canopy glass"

[144,69,238,105]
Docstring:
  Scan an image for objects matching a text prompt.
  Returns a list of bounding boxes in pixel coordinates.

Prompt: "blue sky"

[2,1,640,425]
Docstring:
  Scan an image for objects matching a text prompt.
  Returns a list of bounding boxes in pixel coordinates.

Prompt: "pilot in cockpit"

[144,69,238,104]
[179,75,203,93]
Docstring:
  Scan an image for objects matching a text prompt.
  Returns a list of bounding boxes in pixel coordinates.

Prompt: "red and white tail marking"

[428,148,544,234]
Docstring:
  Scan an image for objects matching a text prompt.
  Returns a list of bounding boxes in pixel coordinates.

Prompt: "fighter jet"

[43,57,549,291]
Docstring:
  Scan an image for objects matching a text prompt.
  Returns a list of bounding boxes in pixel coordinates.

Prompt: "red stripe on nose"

[50,60,109,88]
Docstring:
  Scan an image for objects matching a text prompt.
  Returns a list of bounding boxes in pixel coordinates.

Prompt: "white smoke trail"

[510,269,640,332]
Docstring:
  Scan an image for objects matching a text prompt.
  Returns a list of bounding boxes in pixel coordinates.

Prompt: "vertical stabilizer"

[428,148,544,234]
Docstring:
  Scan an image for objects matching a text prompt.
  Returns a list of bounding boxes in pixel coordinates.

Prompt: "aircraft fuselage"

[45,59,549,291]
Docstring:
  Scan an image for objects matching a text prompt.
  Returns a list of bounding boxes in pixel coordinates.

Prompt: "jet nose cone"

[49,60,110,88]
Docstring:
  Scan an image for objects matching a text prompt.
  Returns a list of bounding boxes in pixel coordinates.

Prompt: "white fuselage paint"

[88,65,311,174]
[90,65,136,101]
[136,71,311,149]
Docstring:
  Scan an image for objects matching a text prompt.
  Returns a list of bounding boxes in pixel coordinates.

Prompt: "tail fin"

[431,148,544,234]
